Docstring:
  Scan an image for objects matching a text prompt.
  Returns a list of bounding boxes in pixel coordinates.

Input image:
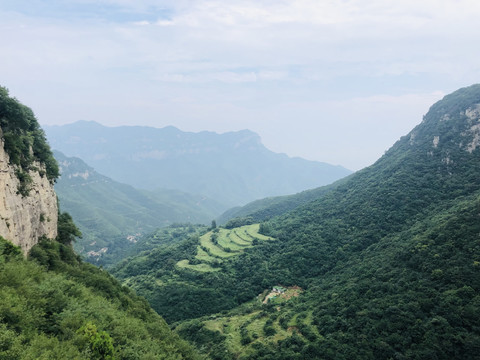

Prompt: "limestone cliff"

[0,138,58,254]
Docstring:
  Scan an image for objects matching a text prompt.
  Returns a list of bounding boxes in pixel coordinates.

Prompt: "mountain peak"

[422,84,480,154]
[378,84,480,173]
[425,84,480,121]
[63,120,105,128]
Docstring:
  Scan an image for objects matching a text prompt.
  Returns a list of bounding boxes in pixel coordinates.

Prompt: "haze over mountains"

[54,151,225,258]
[45,121,352,208]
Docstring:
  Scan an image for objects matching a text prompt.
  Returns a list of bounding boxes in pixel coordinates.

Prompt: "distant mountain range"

[54,151,225,258]
[45,122,352,207]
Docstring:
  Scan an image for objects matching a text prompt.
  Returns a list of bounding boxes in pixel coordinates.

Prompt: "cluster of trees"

[0,87,59,196]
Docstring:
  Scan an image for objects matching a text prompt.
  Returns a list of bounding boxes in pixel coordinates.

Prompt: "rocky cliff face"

[0,139,58,254]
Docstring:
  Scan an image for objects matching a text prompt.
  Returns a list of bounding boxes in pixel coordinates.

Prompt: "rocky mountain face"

[0,139,57,254]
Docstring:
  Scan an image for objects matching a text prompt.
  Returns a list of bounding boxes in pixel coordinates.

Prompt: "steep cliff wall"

[0,139,58,254]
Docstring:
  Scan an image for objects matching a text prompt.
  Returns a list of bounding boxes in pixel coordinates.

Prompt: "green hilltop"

[0,87,58,196]
[111,224,275,323]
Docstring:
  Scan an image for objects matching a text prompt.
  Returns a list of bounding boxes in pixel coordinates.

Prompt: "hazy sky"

[1,1,480,170]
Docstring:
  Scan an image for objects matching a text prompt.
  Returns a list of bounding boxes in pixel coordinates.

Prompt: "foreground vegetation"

[0,217,200,359]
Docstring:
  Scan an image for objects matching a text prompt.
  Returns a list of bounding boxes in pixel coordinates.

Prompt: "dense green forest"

[112,84,480,359]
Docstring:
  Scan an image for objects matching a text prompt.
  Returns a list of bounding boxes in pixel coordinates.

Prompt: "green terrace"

[176,224,275,272]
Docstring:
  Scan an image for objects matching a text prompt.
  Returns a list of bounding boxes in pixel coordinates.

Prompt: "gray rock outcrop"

[0,139,58,254]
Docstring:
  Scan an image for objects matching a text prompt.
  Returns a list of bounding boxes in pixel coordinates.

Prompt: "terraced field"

[202,309,293,355]
[176,224,274,272]
[177,288,310,358]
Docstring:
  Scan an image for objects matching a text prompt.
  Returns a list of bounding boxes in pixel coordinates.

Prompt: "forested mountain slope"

[216,177,349,226]
[54,151,223,260]
[112,84,480,359]
[45,121,351,207]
